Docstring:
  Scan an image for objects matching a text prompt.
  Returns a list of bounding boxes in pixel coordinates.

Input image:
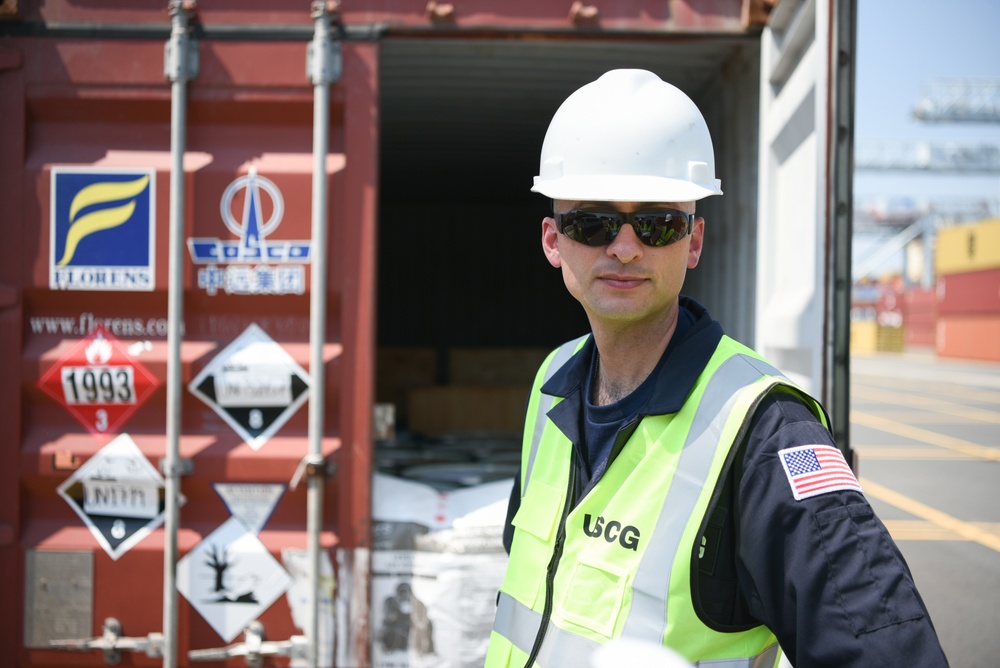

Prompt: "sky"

[853,0,1000,208]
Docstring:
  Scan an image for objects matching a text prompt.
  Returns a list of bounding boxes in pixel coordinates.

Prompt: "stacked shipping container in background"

[903,287,937,348]
[935,218,1000,362]
[851,280,906,353]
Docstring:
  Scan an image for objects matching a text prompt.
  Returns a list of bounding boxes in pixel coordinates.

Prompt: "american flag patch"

[778,444,863,501]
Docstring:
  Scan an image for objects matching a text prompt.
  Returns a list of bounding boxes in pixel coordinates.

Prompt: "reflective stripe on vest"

[622,353,785,643]
[523,334,588,496]
[495,593,780,668]
[494,345,794,665]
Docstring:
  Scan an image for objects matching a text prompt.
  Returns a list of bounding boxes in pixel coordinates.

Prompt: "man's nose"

[606,222,644,263]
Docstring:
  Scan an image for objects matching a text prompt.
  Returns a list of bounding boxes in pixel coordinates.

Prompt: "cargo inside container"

[375,36,763,442]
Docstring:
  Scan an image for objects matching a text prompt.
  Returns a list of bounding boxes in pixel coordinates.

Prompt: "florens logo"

[50,168,156,291]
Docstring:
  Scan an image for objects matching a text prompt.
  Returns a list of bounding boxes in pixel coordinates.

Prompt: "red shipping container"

[875,284,904,328]
[936,267,1000,315]
[936,314,1000,362]
[904,288,936,347]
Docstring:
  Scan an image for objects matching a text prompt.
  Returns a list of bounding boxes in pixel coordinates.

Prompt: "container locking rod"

[188,621,307,668]
[49,617,164,665]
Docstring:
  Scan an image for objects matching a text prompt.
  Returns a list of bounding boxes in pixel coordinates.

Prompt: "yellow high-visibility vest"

[486,334,827,668]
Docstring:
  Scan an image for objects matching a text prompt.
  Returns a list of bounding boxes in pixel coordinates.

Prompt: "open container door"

[756,0,856,452]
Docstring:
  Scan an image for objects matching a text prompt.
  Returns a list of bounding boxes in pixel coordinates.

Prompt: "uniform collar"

[541,296,724,419]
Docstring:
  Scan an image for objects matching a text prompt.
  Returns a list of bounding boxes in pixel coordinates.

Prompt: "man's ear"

[687,216,705,269]
[542,217,562,268]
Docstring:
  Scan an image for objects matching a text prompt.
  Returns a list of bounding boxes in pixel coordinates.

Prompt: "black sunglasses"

[556,208,694,247]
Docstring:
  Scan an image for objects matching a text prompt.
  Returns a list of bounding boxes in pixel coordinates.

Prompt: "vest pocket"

[512,479,564,542]
[558,553,629,638]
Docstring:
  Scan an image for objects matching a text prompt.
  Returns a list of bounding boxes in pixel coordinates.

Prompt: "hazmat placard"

[36,323,160,442]
[189,324,310,450]
[176,517,294,642]
[213,482,285,534]
[56,434,167,560]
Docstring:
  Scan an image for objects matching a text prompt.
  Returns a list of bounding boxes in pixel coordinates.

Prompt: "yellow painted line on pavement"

[852,377,1000,404]
[856,446,973,460]
[881,520,960,541]
[851,411,1000,462]
[861,478,1000,554]
[881,520,1000,542]
[852,410,986,426]
[851,386,1000,424]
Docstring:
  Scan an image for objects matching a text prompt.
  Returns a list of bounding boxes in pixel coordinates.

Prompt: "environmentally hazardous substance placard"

[37,323,160,442]
[176,516,294,642]
[189,323,310,450]
[56,434,167,561]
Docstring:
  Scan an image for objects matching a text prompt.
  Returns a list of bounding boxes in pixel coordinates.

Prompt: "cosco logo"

[583,514,640,551]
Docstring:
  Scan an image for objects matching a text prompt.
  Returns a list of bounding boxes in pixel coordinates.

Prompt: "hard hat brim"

[531,174,722,203]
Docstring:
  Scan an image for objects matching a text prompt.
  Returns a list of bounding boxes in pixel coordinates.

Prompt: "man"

[485,69,947,667]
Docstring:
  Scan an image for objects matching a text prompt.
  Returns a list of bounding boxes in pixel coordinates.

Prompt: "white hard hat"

[532,69,722,202]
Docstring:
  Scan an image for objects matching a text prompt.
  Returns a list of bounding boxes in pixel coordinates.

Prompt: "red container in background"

[937,267,1000,316]
[936,315,1000,362]
[903,287,936,347]
[875,283,904,328]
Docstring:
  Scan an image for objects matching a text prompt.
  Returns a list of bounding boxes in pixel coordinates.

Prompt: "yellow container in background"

[876,325,905,352]
[936,218,1000,275]
[851,321,904,354]
[851,321,879,353]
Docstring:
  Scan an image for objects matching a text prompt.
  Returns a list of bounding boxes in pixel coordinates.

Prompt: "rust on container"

[16,0,763,33]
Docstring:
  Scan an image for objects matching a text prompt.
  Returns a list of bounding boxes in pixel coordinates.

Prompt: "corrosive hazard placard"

[56,434,167,560]
[188,324,310,450]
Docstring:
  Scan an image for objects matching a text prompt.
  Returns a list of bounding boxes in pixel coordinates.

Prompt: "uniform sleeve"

[736,391,949,667]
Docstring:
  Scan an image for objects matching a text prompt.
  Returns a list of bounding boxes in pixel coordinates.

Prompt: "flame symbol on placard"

[56,175,151,267]
[85,332,113,365]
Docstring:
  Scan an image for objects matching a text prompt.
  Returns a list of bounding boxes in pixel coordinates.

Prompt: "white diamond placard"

[177,517,293,642]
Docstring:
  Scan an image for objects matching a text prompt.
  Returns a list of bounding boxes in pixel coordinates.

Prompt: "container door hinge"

[189,621,307,667]
[164,0,199,82]
[159,456,194,477]
[49,617,164,665]
[306,0,342,85]
[290,453,336,491]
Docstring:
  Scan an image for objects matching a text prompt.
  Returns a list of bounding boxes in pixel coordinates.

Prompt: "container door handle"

[48,617,164,665]
[188,621,307,668]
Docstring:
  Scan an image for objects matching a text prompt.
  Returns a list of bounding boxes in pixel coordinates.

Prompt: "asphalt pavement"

[850,349,1000,668]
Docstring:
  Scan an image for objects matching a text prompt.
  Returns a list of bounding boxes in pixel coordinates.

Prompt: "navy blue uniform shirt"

[501,297,948,667]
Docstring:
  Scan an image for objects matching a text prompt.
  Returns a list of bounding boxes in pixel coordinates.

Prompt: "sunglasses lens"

[560,212,619,246]
[632,212,690,247]
[558,210,692,248]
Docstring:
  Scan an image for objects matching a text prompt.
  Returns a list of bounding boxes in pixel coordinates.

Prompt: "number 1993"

[61,366,136,405]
